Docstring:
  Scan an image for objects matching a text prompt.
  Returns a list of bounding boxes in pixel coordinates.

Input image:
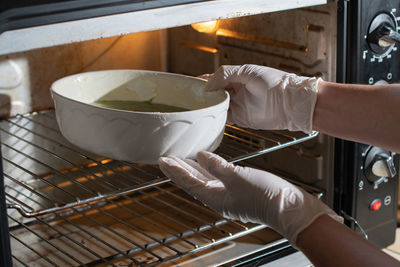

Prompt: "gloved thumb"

[204,65,243,91]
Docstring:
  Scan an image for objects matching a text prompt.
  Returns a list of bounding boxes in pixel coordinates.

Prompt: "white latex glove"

[205,64,321,133]
[158,151,342,245]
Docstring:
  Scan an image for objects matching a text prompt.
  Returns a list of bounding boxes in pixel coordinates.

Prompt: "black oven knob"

[367,13,400,56]
[364,147,396,188]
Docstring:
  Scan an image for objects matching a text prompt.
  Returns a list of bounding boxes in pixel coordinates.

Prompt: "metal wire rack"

[2,111,318,218]
[2,111,319,266]
[9,181,273,266]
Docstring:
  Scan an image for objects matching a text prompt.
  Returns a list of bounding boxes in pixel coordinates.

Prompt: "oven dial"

[367,13,400,56]
[363,147,396,188]
[374,80,388,85]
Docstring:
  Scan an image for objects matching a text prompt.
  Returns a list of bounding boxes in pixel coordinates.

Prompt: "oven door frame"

[0,154,12,267]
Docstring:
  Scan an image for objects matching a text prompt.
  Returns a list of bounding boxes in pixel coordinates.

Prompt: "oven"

[0,0,399,266]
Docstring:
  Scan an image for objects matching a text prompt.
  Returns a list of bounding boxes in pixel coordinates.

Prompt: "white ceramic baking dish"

[50,70,229,164]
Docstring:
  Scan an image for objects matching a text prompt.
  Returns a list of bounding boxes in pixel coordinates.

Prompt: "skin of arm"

[296,214,400,267]
[313,81,400,153]
[300,81,400,265]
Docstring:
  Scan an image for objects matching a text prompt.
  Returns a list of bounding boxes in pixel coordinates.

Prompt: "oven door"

[0,147,12,267]
[0,0,327,55]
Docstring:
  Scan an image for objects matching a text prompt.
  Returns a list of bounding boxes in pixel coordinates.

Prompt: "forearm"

[313,81,400,153]
[296,214,399,267]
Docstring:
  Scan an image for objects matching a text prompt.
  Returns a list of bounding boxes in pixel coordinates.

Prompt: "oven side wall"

[0,30,166,117]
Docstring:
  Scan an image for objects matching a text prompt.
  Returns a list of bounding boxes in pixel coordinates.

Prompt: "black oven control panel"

[335,141,399,248]
[336,0,400,248]
[357,145,399,244]
[360,0,400,85]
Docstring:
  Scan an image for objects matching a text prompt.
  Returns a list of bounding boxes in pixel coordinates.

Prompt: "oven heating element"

[3,111,319,266]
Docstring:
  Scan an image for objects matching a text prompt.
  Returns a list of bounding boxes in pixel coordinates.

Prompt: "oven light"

[191,20,219,33]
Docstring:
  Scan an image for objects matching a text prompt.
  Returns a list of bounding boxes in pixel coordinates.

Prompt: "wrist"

[280,187,342,246]
[282,75,320,133]
[296,213,339,248]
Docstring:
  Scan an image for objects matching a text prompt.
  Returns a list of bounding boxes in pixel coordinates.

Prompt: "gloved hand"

[158,151,342,245]
[205,64,321,133]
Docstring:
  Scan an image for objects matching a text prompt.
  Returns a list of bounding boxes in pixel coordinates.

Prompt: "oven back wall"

[168,2,338,205]
[168,3,337,79]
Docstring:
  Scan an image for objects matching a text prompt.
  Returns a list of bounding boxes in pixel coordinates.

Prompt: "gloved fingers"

[204,65,244,92]
[196,151,244,188]
[205,63,293,91]
[159,156,208,185]
[158,156,226,210]
[227,97,252,127]
[171,156,219,183]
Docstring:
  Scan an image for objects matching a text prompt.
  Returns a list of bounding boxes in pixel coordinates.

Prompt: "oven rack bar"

[1,110,318,218]
[223,125,319,163]
[8,180,269,267]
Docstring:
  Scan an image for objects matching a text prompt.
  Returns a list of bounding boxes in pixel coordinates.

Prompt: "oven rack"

[2,110,320,266]
[2,110,318,218]
[9,180,273,267]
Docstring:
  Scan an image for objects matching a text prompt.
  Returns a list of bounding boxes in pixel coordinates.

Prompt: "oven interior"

[1,2,345,266]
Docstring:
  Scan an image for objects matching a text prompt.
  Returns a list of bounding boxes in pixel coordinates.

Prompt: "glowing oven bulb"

[191,20,219,33]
